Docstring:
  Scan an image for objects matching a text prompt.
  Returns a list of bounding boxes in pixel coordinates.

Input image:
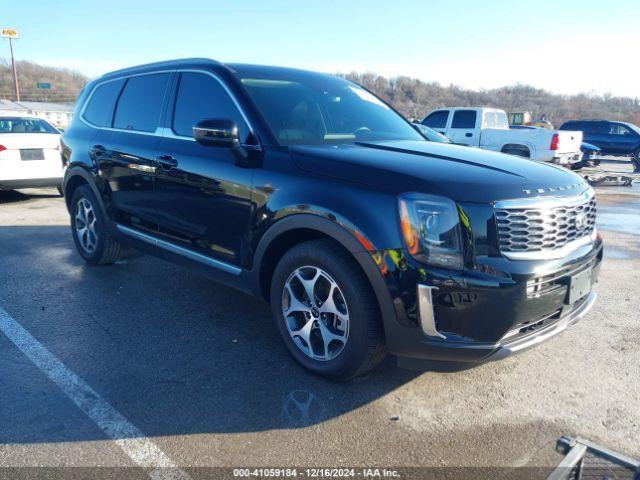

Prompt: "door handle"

[465,133,473,137]
[156,154,178,169]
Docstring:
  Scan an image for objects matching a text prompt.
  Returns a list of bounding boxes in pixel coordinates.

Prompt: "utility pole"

[1,28,20,101]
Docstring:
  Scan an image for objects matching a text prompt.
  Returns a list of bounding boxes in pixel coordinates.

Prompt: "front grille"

[495,196,596,253]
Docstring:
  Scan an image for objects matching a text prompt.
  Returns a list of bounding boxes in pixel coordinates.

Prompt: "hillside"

[2,59,639,127]
[342,72,640,127]
[0,58,88,103]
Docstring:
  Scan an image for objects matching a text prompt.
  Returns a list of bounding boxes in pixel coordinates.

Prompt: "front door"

[153,71,255,269]
[95,72,172,231]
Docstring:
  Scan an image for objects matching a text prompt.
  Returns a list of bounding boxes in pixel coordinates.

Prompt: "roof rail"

[101,58,223,78]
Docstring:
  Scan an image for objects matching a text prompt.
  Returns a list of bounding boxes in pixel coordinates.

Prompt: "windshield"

[238,75,424,146]
[0,117,59,134]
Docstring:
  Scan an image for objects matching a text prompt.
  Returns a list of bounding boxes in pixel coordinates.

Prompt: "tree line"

[2,58,639,127]
[0,58,87,103]
[341,72,640,127]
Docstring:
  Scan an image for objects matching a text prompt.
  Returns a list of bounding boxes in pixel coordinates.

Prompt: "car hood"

[290,140,589,203]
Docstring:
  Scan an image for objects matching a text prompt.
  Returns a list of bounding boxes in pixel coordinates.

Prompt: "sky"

[2,0,639,97]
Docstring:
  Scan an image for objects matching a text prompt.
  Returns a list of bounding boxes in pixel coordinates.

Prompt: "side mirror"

[193,119,239,147]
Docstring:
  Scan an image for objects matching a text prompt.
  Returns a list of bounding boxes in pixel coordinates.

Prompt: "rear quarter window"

[422,110,449,129]
[83,79,125,127]
[113,73,171,132]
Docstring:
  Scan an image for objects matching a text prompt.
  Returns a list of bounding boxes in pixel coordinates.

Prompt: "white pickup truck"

[421,107,583,165]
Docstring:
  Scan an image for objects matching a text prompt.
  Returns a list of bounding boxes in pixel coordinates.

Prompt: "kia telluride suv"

[61,59,602,379]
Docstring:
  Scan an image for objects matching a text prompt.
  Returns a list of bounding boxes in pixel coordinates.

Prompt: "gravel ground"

[0,158,637,478]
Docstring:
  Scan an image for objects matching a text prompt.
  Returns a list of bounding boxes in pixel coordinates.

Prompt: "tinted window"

[172,72,249,141]
[422,110,449,129]
[113,73,170,132]
[451,110,477,129]
[83,79,125,127]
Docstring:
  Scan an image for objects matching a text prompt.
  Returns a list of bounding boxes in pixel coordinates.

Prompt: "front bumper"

[376,236,603,363]
[483,290,596,362]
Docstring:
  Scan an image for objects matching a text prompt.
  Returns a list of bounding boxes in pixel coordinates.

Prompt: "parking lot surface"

[0,161,638,477]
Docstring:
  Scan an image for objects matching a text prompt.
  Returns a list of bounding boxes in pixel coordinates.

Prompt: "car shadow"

[0,225,427,445]
[0,189,61,205]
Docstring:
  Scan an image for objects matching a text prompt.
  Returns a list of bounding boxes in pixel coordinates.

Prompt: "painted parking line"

[0,305,190,480]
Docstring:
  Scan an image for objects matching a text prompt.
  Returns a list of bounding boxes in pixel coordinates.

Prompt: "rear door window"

[113,73,171,132]
[83,79,125,127]
[451,110,477,129]
[609,123,633,136]
[172,72,249,141]
[422,110,449,129]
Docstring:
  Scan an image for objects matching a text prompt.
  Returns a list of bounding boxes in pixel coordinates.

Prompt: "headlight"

[399,193,463,270]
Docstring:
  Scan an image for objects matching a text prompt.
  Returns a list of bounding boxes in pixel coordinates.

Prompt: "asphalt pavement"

[0,160,638,479]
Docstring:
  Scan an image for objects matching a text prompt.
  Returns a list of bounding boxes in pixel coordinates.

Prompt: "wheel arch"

[63,166,109,220]
[501,143,532,158]
[250,214,398,334]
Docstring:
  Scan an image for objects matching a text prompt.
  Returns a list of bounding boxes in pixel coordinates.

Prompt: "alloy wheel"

[281,266,350,361]
[75,198,98,254]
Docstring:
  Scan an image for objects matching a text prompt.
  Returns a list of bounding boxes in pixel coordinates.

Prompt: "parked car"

[413,123,452,143]
[0,115,63,193]
[422,107,583,165]
[61,59,602,379]
[559,120,640,171]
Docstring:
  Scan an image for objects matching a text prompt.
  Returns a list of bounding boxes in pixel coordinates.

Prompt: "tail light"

[0,145,6,152]
[550,133,560,151]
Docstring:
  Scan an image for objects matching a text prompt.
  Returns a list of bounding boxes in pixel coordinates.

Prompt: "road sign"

[37,83,52,89]
[1,28,19,39]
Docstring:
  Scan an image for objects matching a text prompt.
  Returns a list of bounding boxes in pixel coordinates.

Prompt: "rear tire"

[70,185,124,265]
[632,148,640,172]
[270,239,386,380]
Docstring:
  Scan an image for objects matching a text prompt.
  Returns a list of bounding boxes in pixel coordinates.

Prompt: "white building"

[0,99,28,116]
[0,100,75,128]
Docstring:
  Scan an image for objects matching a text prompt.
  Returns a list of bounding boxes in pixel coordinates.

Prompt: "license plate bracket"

[20,149,45,161]
[568,268,592,304]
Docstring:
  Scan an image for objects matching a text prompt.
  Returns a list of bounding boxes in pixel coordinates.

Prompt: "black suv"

[560,119,640,171]
[62,59,602,379]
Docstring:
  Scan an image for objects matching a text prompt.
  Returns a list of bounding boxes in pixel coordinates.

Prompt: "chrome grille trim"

[494,189,597,259]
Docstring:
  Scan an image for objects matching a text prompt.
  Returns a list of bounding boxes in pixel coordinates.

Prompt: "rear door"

[93,72,172,231]
[421,110,450,136]
[153,71,255,269]
[448,110,478,145]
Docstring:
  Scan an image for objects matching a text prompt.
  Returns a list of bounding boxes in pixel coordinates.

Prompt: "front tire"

[70,185,124,265]
[270,239,386,380]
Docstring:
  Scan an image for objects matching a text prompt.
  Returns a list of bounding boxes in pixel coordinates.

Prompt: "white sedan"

[0,115,64,193]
